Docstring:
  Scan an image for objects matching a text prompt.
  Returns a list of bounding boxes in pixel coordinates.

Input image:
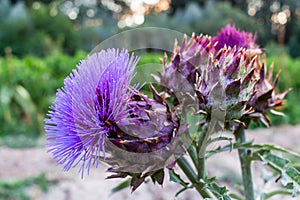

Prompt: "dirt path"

[0,125,299,200]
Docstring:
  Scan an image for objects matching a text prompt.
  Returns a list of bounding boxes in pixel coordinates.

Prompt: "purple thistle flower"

[45,49,139,176]
[155,33,259,130]
[212,24,259,52]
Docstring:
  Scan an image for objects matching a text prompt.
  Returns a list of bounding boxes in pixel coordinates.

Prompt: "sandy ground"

[0,125,299,200]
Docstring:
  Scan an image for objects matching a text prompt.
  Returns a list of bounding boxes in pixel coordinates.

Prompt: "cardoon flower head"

[210,25,289,127]
[45,49,184,188]
[195,47,257,129]
[104,85,186,191]
[155,34,257,129]
[45,49,139,176]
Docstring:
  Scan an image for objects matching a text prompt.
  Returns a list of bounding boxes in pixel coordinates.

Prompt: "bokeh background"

[0,0,300,199]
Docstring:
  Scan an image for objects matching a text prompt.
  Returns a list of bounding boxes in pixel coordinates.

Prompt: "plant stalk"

[234,125,255,200]
[177,156,215,198]
[197,120,216,180]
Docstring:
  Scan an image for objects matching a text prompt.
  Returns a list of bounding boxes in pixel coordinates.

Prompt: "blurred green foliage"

[143,2,265,44]
[0,173,48,200]
[0,1,80,57]
[0,51,87,137]
[0,0,121,57]
[2,1,300,58]
[267,54,300,125]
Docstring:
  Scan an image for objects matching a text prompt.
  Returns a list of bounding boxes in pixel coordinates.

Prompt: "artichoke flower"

[194,47,257,130]
[155,33,257,130]
[105,85,186,191]
[45,49,185,191]
[155,26,289,130]
[212,24,290,127]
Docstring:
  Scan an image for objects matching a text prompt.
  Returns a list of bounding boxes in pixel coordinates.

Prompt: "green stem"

[197,120,216,180]
[234,125,255,200]
[187,144,198,169]
[187,142,206,182]
[176,156,214,198]
[197,157,206,180]
[197,131,207,180]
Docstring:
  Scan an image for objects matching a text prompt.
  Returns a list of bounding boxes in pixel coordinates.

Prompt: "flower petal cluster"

[45,49,138,176]
[212,24,259,52]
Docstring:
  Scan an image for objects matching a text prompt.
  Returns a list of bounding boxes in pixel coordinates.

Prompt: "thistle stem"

[177,156,214,198]
[187,143,206,184]
[187,144,198,168]
[197,157,206,180]
[196,120,216,180]
[234,125,255,200]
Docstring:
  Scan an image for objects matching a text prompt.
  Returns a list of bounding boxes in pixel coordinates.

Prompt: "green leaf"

[255,151,300,197]
[206,141,300,159]
[208,136,233,145]
[229,193,244,200]
[250,143,299,157]
[203,177,231,200]
[168,169,194,197]
[110,179,130,195]
[169,169,188,187]
[175,185,193,197]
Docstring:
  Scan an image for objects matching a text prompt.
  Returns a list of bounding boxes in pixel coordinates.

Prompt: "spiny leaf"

[130,176,145,192]
[169,169,188,187]
[203,177,231,200]
[206,140,300,158]
[255,151,300,197]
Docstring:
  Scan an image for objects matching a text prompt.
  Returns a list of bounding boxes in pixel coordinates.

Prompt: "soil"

[0,125,299,200]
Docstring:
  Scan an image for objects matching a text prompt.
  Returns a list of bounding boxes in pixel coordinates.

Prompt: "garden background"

[0,0,300,199]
